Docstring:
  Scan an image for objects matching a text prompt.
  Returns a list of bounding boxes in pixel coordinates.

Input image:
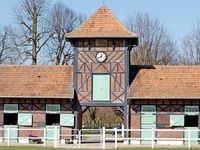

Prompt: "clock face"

[96,52,107,63]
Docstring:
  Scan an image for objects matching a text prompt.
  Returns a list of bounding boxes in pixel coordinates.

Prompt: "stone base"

[130,140,140,145]
[157,140,183,145]
[19,139,29,144]
[73,139,78,144]
[123,140,129,145]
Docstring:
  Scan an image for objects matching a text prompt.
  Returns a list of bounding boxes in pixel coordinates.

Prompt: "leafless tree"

[83,107,122,128]
[126,12,177,65]
[180,22,200,65]
[47,2,86,65]
[15,0,51,65]
[0,26,21,64]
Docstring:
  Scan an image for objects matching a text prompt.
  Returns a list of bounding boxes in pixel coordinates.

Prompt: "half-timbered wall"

[129,99,200,140]
[0,98,73,139]
[75,39,127,104]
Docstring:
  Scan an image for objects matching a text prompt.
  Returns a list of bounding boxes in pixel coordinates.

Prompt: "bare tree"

[83,107,122,128]
[126,12,177,65]
[47,2,86,65]
[180,22,200,65]
[0,26,21,64]
[15,0,51,65]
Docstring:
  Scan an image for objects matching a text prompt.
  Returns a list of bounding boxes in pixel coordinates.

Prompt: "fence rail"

[0,127,200,149]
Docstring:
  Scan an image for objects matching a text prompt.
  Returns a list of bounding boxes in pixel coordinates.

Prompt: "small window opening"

[184,115,198,127]
[4,113,18,125]
[46,114,60,125]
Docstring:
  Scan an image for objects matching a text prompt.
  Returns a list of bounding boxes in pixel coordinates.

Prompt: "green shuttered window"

[170,115,184,126]
[18,113,32,126]
[141,105,156,114]
[60,114,74,126]
[46,104,60,113]
[92,74,110,101]
[4,104,18,113]
[185,106,199,115]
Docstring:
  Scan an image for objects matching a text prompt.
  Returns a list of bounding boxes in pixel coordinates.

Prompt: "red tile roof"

[128,65,200,99]
[0,65,73,98]
[66,5,137,38]
[2,65,200,99]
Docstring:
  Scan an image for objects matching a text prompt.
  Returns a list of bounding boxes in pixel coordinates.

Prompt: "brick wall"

[129,99,196,140]
[0,98,74,140]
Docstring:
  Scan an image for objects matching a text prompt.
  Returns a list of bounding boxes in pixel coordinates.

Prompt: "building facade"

[0,4,200,145]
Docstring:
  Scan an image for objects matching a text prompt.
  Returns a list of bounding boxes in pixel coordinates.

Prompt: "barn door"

[4,125,18,142]
[46,126,60,141]
[92,74,110,101]
[141,105,156,144]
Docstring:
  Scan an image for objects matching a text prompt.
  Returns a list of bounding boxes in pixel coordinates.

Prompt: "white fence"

[0,127,199,149]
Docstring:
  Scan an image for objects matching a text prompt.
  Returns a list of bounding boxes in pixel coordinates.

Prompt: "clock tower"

[66,4,138,129]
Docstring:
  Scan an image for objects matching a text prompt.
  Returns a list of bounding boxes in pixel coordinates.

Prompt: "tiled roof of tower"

[128,65,200,99]
[66,5,137,38]
[0,65,74,98]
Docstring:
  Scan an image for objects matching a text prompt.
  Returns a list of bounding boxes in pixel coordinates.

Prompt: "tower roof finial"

[103,0,106,6]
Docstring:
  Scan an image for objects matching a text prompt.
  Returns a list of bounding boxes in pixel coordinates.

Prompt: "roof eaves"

[128,97,200,100]
[66,36,138,39]
[0,96,74,99]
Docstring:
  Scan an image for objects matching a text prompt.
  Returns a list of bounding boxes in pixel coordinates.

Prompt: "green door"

[141,115,156,125]
[4,125,18,143]
[46,126,60,141]
[141,116,156,144]
[141,105,156,144]
[185,127,198,145]
[92,74,110,101]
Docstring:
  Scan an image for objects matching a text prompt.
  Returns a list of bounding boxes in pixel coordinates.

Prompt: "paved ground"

[2,142,200,149]
[1,134,200,149]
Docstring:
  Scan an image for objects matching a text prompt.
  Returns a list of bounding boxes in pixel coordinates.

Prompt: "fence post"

[7,128,10,146]
[114,128,117,149]
[43,128,46,147]
[151,128,154,149]
[102,127,105,149]
[78,130,81,149]
[121,124,124,138]
[188,128,191,149]
[54,126,58,148]
[99,129,102,149]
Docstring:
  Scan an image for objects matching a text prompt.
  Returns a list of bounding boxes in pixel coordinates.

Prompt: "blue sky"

[0,0,200,42]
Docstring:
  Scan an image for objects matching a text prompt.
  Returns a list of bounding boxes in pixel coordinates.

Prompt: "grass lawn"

[1,147,200,150]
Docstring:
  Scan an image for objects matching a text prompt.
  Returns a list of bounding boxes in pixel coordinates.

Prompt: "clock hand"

[98,53,102,58]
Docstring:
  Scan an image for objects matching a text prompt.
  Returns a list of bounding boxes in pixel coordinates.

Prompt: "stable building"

[0,4,200,145]
[128,65,200,144]
[0,66,75,143]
